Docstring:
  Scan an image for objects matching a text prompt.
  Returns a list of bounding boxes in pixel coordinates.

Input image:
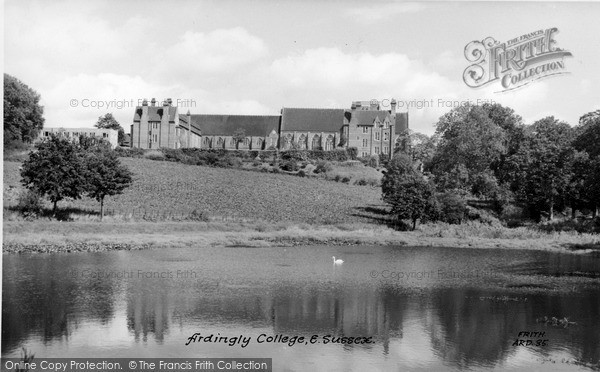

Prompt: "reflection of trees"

[2,256,116,354]
[426,288,528,368]
[126,285,170,343]
[3,254,599,368]
[267,284,408,354]
[426,288,600,368]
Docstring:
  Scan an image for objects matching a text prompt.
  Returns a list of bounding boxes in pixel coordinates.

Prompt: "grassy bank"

[3,220,599,254]
[4,158,384,224]
[4,157,599,254]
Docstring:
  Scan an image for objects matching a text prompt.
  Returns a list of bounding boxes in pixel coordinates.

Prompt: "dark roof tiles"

[281,108,345,133]
[188,115,280,137]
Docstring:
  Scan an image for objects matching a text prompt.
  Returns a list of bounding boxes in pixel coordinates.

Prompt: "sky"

[4,0,600,135]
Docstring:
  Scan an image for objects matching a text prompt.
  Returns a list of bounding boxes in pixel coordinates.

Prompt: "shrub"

[115,147,145,158]
[281,150,309,162]
[437,192,467,224]
[161,148,189,162]
[280,160,299,172]
[17,189,43,219]
[314,160,334,174]
[367,155,379,168]
[297,170,306,177]
[144,150,165,161]
[347,147,358,160]
[216,156,242,168]
[341,176,351,183]
[188,209,209,222]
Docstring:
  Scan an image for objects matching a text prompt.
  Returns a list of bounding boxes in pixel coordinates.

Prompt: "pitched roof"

[187,115,281,137]
[281,108,345,133]
[348,110,392,126]
[133,106,178,122]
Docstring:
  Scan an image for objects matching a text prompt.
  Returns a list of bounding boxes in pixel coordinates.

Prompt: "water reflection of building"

[126,287,171,343]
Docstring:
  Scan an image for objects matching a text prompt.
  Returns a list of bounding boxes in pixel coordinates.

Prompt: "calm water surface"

[3,245,600,371]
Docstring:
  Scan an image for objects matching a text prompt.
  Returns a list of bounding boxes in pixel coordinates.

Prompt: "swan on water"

[332,256,344,265]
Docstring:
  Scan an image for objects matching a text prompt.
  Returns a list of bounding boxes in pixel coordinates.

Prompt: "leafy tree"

[95,113,125,145]
[232,128,246,149]
[437,192,467,224]
[573,110,600,158]
[4,73,45,146]
[78,135,112,151]
[20,135,87,213]
[84,150,133,220]
[507,116,575,220]
[382,154,437,230]
[585,157,600,217]
[398,129,438,171]
[431,104,506,191]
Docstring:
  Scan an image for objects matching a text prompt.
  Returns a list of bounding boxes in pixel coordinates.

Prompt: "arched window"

[217,137,224,147]
[298,134,307,149]
[312,135,321,150]
[256,138,264,150]
[283,134,293,150]
[325,135,334,151]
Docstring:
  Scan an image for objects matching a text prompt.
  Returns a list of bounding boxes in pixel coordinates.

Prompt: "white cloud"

[42,73,184,128]
[344,2,425,23]
[161,28,268,76]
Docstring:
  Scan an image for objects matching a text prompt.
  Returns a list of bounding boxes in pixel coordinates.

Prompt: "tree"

[4,73,45,146]
[573,110,600,158]
[507,117,576,220]
[398,129,438,171]
[20,135,87,213]
[95,113,125,145]
[382,154,437,230]
[232,128,246,149]
[431,104,506,191]
[84,150,133,220]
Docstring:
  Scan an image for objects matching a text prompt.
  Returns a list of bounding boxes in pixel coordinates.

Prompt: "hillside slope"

[3,158,386,224]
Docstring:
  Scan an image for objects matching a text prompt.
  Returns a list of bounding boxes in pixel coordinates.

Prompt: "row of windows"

[356,133,390,141]
[360,123,390,134]
[361,147,389,157]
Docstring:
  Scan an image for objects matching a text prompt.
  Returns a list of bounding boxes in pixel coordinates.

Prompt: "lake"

[2,245,600,371]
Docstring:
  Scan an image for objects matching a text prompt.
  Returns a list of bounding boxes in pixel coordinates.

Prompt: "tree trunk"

[52,200,57,216]
[100,197,104,221]
[549,201,554,221]
[571,207,576,219]
[412,218,417,231]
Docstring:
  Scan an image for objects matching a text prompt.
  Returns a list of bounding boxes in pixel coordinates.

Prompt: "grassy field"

[4,157,600,253]
[3,158,386,224]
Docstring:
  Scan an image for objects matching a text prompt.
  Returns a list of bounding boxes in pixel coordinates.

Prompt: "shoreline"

[3,220,599,254]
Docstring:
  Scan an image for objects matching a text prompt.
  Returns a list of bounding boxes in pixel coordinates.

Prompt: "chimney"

[390,99,397,117]
[355,101,362,110]
[370,100,379,110]
[151,98,156,107]
[141,99,149,118]
[167,98,173,106]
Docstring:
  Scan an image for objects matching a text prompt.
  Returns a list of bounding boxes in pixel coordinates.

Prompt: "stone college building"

[131,99,409,158]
